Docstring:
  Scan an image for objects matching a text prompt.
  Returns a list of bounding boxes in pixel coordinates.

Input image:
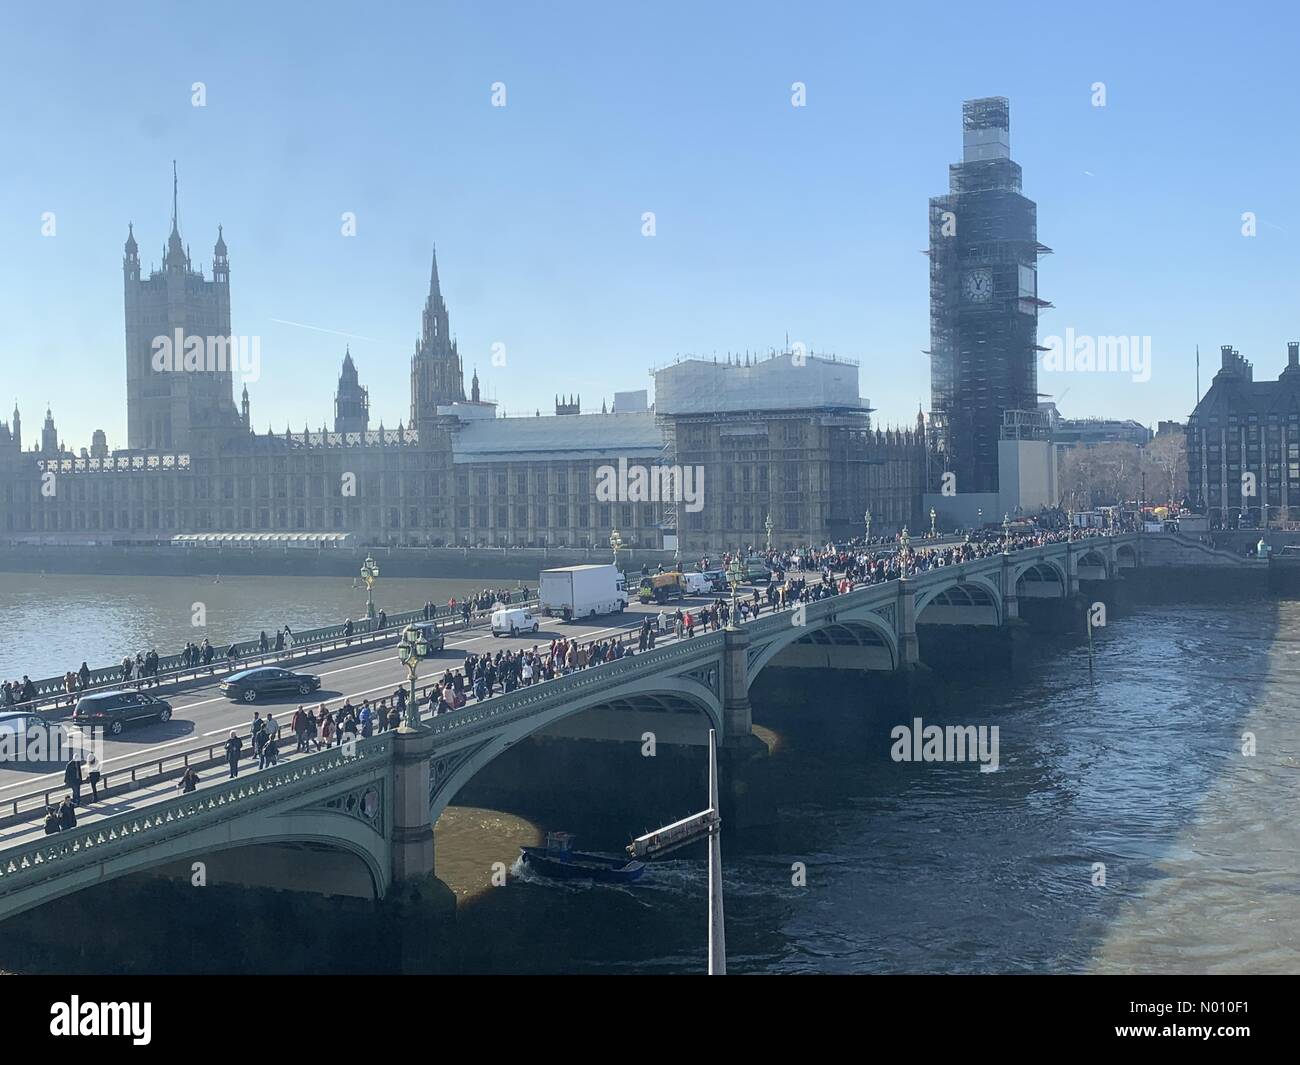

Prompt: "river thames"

[0,572,1295,974]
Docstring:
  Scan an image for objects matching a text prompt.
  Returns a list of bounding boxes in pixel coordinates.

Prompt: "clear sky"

[2,0,1297,449]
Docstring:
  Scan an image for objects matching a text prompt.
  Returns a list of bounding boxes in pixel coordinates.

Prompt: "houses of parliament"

[0,184,930,554]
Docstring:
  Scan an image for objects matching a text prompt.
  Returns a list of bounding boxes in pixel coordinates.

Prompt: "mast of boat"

[708,728,726,975]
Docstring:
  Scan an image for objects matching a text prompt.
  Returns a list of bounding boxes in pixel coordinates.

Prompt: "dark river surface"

[1,573,1296,974]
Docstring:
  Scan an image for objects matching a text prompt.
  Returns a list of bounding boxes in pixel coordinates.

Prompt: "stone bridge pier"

[718,624,776,829]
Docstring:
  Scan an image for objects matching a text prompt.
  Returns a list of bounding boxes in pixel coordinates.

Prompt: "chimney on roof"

[1289,341,1298,368]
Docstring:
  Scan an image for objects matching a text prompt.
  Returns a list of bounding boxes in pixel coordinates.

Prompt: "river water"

[1,572,1296,974]
[0,571,530,681]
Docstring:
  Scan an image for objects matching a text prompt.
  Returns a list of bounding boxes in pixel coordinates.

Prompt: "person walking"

[292,706,307,752]
[86,755,102,802]
[178,766,200,794]
[253,720,269,766]
[224,731,243,778]
[63,756,83,805]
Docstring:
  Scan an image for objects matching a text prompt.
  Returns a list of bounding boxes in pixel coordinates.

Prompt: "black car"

[221,667,321,703]
[72,690,173,736]
[404,621,446,652]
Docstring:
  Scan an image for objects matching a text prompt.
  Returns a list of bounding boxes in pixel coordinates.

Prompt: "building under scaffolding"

[928,97,1051,495]
[653,352,928,551]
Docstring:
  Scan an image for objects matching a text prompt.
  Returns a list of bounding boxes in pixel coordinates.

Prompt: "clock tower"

[928,97,1049,495]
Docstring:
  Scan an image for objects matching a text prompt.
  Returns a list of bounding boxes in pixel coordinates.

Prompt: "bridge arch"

[1015,560,1067,598]
[429,675,723,824]
[914,574,1003,626]
[1076,548,1110,581]
[746,611,899,686]
[0,807,390,922]
[1116,543,1138,568]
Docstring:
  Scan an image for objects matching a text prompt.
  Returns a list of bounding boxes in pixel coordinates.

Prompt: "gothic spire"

[429,245,441,300]
[165,161,187,269]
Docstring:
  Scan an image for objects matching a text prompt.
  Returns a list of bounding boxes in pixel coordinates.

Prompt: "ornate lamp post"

[977,506,983,530]
[864,508,873,543]
[610,527,624,571]
[360,554,380,620]
[764,513,774,553]
[726,557,745,627]
[1067,507,1075,539]
[1002,513,1011,551]
[929,506,937,539]
[396,624,433,729]
[899,525,911,573]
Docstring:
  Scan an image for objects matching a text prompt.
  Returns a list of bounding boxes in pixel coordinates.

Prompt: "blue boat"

[520,831,646,884]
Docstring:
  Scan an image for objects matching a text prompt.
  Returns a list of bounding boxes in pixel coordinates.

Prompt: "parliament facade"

[0,191,929,553]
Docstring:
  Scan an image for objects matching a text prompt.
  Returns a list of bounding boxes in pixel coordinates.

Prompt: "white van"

[681,571,713,595]
[492,607,540,637]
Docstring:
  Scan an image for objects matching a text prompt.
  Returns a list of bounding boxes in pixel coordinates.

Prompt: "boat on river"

[520,831,646,884]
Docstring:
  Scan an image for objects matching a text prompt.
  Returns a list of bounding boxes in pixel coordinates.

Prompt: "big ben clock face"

[961,268,993,303]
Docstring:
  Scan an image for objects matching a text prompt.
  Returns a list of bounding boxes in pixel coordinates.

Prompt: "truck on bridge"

[539,564,629,620]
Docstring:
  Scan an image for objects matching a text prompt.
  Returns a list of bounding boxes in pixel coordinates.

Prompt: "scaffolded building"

[928,97,1051,495]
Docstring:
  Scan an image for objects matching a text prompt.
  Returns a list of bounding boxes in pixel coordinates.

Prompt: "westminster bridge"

[0,532,1251,920]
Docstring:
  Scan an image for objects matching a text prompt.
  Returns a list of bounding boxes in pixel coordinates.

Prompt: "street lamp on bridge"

[726,557,745,627]
[396,624,434,729]
[610,527,624,571]
[929,506,937,539]
[360,554,380,620]
[899,525,911,572]
[764,512,773,553]
[864,508,872,543]
[1002,514,1011,551]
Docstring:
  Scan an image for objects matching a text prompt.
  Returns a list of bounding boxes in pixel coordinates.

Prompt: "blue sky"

[2,0,1297,448]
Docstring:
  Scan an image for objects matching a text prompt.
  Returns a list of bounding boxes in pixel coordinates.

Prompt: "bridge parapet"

[0,737,393,921]
[426,632,726,749]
